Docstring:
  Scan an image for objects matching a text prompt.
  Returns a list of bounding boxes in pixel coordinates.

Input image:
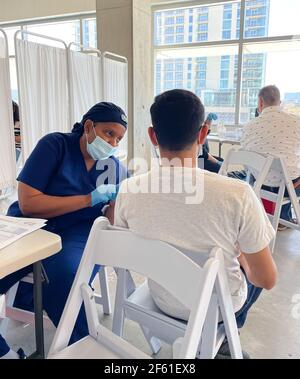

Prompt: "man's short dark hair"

[150,89,205,151]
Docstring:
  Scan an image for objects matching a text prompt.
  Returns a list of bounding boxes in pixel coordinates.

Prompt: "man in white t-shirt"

[241,85,300,222]
[114,89,277,358]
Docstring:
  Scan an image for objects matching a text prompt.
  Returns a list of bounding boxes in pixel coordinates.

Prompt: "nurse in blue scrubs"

[0,102,129,359]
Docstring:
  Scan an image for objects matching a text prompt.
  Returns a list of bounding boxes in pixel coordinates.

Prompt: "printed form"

[0,216,47,250]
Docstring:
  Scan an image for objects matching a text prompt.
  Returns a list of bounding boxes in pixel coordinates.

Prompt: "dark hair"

[12,101,20,125]
[150,89,205,151]
[72,102,128,136]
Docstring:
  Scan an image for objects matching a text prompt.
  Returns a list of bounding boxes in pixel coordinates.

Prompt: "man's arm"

[114,183,129,229]
[238,247,277,290]
[103,202,115,225]
[207,154,221,164]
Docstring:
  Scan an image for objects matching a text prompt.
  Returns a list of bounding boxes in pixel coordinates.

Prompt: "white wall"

[0,0,96,23]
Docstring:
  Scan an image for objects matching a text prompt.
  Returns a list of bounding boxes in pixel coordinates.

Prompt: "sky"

[266,0,300,94]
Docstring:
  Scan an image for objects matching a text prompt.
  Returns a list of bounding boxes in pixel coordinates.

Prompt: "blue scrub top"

[8,132,129,233]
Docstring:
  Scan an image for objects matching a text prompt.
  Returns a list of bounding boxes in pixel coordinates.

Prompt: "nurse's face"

[86,122,127,148]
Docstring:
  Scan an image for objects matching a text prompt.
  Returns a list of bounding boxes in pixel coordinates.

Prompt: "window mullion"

[235,0,246,125]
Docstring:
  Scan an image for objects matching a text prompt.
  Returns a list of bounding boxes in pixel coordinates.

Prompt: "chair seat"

[127,281,187,328]
[126,281,226,353]
[282,196,300,206]
[49,336,121,359]
[49,333,150,360]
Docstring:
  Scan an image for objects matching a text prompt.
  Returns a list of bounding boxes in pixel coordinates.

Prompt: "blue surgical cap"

[72,102,128,135]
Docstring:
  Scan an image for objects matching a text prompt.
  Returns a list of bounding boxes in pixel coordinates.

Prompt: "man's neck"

[159,150,198,168]
[261,104,281,113]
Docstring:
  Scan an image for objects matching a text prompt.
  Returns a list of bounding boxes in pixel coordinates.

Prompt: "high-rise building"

[155,0,270,123]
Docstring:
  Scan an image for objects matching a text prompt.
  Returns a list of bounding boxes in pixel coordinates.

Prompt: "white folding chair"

[0,267,111,337]
[219,148,274,197]
[219,149,280,251]
[112,246,243,359]
[48,218,240,359]
[220,149,300,251]
[0,274,52,336]
[260,156,300,233]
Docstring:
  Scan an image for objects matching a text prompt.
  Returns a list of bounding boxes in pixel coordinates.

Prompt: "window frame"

[0,12,97,58]
[152,0,300,125]
[0,13,97,102]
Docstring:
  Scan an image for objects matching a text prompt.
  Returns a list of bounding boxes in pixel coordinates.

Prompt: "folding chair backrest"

[260,156,300,233]
[219,149,274,195]
[49,218,220,359]
[91,219,219,311]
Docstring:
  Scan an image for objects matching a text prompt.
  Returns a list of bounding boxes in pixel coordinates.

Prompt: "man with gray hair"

[241,85,300,225]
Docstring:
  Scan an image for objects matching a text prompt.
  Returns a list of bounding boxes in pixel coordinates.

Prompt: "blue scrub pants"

[0,221,99,357]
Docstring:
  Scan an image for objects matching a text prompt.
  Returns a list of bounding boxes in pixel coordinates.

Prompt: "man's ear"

[198,124,209,145]
[148,127,159,147]
[258,97,264,113]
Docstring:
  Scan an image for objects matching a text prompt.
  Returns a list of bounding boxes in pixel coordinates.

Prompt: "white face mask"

[86,127,118,161]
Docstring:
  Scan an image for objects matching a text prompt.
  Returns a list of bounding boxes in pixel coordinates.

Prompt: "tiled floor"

[1,197,300,359]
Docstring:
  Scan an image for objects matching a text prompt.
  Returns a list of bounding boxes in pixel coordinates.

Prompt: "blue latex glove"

[91,184,120,207]
[207,113,218,122]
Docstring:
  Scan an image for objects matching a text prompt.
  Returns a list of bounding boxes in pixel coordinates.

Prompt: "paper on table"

[0,216,47,250]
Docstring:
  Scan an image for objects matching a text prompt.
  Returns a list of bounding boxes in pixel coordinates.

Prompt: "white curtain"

[0,36,16,191]
[16,39,69,160]
[103,57,128,160]
[69,51,102,125]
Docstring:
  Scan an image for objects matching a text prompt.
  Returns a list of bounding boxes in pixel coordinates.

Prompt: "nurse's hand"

[91,184,120,207]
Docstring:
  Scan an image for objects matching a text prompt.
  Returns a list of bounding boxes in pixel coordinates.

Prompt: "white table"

[208,134,241,157]
[0,229,62,359]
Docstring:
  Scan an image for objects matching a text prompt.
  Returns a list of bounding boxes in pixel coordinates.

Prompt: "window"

[222,31,232,39]
[198,14,209,22]
[165,72,174,81]
[165,18,174,26]
[198,23,208,32]
[223,20,232,30]
[165,35,174,44]
[154,0,300,124]
[154,2,239,46]
[82,18,97,48]
[165,27,174,34]
[220,80,229,89]
[176,26,184,34]
[224,10,233,20]
[244,0,300,39]
[175,72,183,80]
[241,41,300,121]
[1,14,97,101]
[197,33,208,41]
[155,45,238,124]
[165,63,174,71]
[176,35,184,43]
[26,20,81,47]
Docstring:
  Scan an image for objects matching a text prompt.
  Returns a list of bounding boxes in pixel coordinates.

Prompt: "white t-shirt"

[241,106,300,187]
[114,167,275,321]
